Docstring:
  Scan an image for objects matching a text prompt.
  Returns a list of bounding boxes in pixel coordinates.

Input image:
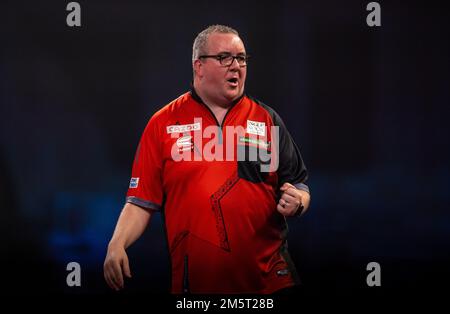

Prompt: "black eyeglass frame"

[198,54,250,66]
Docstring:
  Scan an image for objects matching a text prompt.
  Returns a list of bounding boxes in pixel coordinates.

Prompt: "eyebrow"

[216,51,246,56]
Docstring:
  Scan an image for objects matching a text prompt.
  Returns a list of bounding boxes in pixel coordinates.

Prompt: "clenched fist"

[277,182,310,217]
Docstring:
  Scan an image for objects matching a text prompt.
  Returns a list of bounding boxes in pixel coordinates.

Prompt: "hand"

[277,182,304,217]
[103,242,132,291]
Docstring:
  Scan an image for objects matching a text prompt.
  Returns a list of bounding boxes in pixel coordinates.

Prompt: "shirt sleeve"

[125,115,163,211]
[272,111,309,193]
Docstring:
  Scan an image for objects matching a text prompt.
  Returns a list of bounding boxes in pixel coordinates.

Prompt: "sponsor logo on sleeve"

[129,177,139,188]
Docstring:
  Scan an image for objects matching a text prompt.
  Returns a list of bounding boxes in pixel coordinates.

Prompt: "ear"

[193,59,203,78]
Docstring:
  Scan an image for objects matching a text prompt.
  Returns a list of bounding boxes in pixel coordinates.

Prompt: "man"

[104,25,310,294]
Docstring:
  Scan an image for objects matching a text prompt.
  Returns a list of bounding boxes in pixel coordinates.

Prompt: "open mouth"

[227,78,239,86]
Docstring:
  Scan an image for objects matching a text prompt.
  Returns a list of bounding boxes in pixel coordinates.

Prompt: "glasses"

[199,53,249,67]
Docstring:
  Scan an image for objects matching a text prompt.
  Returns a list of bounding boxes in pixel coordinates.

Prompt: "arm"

[270,111,310,217]
[103,202,154,290]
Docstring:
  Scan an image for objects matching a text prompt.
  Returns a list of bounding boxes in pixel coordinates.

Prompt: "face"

[195,32,247,106]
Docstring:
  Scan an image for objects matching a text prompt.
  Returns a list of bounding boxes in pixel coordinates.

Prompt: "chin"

[224,89,242,101]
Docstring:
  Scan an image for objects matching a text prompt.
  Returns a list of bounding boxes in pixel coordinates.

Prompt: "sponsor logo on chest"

[246,120,266,136]
[176,135,193,152]
[166,122,201,134]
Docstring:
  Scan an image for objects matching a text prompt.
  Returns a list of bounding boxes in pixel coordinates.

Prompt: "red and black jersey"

[126,88,309,294]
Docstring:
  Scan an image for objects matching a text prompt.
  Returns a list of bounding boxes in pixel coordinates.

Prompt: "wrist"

[108,239,125,250]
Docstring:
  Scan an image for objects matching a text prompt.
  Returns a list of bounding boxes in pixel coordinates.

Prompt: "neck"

[192,83,234,125]
[194,85,231,110]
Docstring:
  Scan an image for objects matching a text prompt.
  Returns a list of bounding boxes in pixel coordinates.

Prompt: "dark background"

[1,0,449,297]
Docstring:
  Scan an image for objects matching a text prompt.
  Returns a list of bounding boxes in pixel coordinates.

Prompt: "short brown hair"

[192,25,239,64]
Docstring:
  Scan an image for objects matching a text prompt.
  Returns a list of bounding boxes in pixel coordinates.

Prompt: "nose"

[229,57,241,70]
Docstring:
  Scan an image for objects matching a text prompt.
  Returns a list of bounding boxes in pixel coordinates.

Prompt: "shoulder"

[245,94,284,126]
[138,92,191,139]
[146,91,191,125]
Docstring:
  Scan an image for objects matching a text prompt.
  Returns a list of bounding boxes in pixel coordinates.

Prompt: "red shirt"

[126,89,309,294]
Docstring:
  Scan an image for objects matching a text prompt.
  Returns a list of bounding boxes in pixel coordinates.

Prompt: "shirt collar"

[189,84,245,107]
